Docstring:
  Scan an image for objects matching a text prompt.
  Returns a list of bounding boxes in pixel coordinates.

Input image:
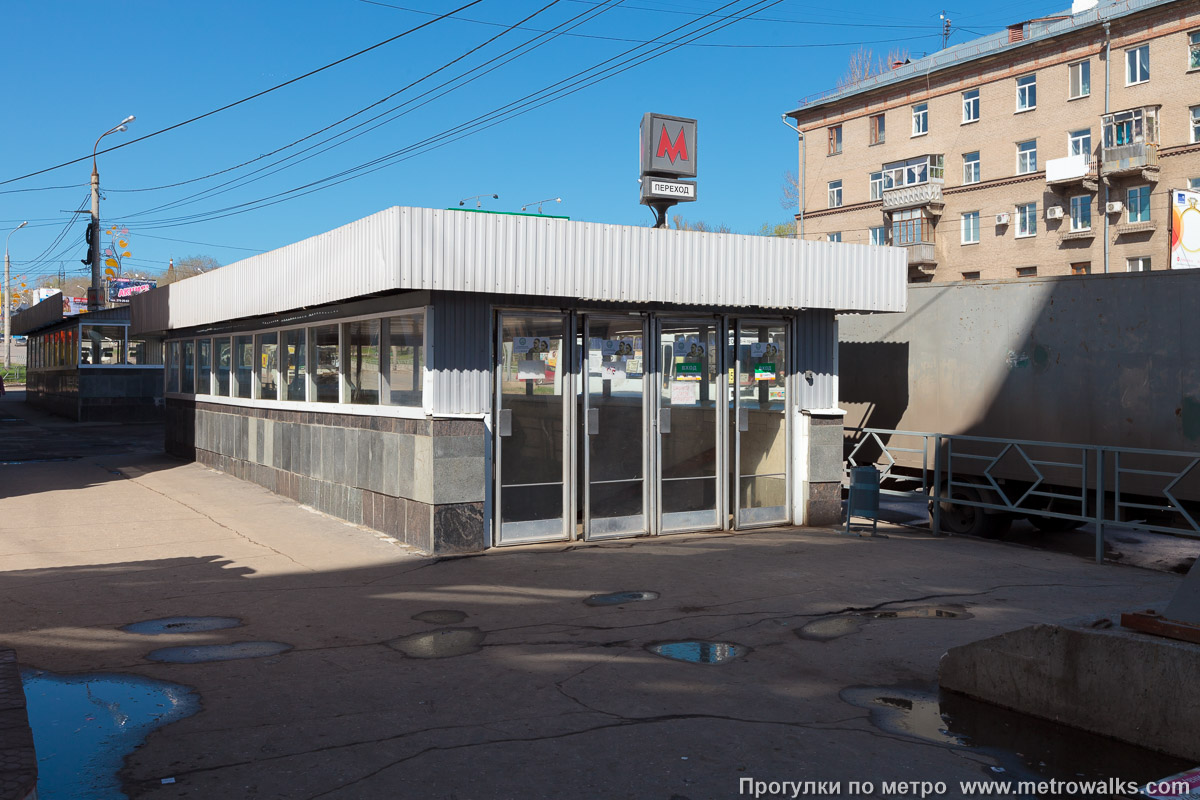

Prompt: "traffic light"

[80,221,97,267]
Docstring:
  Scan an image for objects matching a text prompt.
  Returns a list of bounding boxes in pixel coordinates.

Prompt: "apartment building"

[784,0,1200,282]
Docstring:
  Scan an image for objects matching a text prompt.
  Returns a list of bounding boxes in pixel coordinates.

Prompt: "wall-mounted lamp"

[459,193,499,209]
[521,197,562,214]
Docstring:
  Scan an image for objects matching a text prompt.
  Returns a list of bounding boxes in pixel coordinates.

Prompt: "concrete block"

[405,499,432,553]
[432,457,487,505]
[940,622,1200,762]
[356,429,373,491]
[377,433,401,497]
[433,434,485,458]
[808,443,844,484]
[346,486,363,525]
[310,426,324,482]
[263,420,274,469]
[395,434,415,499]
[805,482,842,527]
[432,502,487,554]
[411,435,435,505]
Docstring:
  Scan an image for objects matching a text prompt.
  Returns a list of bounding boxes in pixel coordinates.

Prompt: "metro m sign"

[640,113,697,179]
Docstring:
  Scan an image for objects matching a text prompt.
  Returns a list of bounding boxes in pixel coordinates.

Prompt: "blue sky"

[1,0,1060,288]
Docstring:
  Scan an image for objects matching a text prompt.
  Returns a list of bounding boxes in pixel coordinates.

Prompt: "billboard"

[108,278,157,302]
[1170,188,1200,270]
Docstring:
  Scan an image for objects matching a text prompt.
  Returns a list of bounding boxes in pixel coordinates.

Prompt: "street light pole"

[89,115,135,311]
[4,221,28,369]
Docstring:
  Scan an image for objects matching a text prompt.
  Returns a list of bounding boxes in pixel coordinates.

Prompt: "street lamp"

[4,221,28,369]
[521,197,562,214]
[88,115,134,311]
[458,193,498,209]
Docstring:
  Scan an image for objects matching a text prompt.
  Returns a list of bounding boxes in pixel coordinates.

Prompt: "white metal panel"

[132,206,906,334]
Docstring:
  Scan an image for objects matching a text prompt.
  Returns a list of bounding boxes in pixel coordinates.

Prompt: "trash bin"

[845,465,883,537]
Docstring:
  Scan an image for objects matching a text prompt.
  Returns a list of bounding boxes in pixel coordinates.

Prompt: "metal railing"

[846,428,1200,563]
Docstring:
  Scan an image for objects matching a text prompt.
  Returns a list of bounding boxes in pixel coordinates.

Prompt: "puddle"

[20,668,200,800]
[797,606,971,641]
[842,684,1193,794]
[121,616,242,635]
[585,590,660,606]
[411,610,468,625]
[388,628,485,658]
[647,641,749,665]
[146,641,291,663]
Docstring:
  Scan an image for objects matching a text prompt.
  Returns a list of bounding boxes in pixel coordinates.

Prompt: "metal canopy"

[132,206,905,334]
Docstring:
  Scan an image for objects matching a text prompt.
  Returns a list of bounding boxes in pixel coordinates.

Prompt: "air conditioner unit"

[1106,201,1124,214]
[995,212,1010,225]
[1046,206,1064,220]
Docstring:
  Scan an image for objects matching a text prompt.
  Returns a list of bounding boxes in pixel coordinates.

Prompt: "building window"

[1017,140,1038,174]
[1069,195,1091,231]
[912,102,928,136]
[962,89,980,123]
[1103,107,1158,147]
[281,328,307,402]
[1016,74,1036,111]
[80,325,126,365]
[1068,129,1091,157]
[1126,44,1149,85]
[827,232,842,243]
[197,339,211,395]
[1191,31,1200,70]
[963,151,980,184]
[1127,256,1151,272]
[1191,106,1200,144]
[827,180,842,208]
[1069,60,1090,98]
[1190,177,1200,191]
[215,338,231,396]
[1127,185,1151,223]
[312,324,339,403]
[1016,203,1038,237]
[828,125,842,155]
[167,341,180,394]
[962,271,980,281]
[344,319,381,405]
[869,171,883,200]
[256,332,279,401]
[386,314,424,407]
[869,226,886,246]
[962,211,980,244]
[892,208,933,245]
[233,335,253,399]
[1071,262,1091,275]
[181,341,195,394]
[1017,267,1038,277]
[869,114,885,145]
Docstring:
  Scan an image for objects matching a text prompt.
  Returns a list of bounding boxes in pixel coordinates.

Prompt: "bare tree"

[781,170,799,211]
[671,216,733,234]
[836,46,910,88]
[159,255,221,285]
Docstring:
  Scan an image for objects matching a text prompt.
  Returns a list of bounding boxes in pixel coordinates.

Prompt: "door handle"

[738,407,749,432]
[587,408,600,435]
[660,407,671,434]
[498,408,512,437]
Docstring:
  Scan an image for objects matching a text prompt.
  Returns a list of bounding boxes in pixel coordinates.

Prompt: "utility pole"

[4,221,29,369]
[940,12,952,50]
[88,116,135,311]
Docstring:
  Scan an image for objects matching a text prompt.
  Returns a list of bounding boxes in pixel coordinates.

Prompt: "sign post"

[639,113,698,228]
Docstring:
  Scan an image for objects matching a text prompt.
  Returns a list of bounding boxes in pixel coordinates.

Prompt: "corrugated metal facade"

[795,308,837,411]
[430,292,492,416]
[11,295,64,335]
[132,206,906,335]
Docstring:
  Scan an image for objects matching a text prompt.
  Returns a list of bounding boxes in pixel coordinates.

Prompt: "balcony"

[1101,142,1159,181]
[883,182,945,213]
[1046,154,1098,191]
[905,242,937,271]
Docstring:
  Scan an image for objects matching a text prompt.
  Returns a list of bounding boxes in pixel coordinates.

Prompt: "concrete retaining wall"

[940,622,1200,762]
[166,400,486,554]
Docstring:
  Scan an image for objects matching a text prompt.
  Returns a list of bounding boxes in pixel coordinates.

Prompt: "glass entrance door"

[495,313,570,545]
[732,320,790,528]
[582,316,648,539]
[656,318,722,532]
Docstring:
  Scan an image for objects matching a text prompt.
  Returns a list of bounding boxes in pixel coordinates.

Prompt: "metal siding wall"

[796,309,836,410]
[136,206,906,334]
[431,292,492,416]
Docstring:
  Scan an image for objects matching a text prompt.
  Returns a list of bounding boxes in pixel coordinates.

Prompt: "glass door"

[656,318,723,533]
[732,320,790,528]
[582,316,648,539]
[495,313,570,545]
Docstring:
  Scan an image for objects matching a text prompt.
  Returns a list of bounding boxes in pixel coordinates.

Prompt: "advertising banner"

[1170,188,1200,270]
[108,278,157,302]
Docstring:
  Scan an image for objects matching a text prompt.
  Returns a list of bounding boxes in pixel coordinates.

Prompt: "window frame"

[911,102,928,136]
[1068,59,1090,99]
[961,211,980,245]
[1190,31,1200,71]
[1069,195,1092,232]
[1126,256,1151,272]
[1016,139,1038,175]
[962,89,980,124]
[826,232,842,243]
[869,226,886,246]
[828,124,842,156]
[1068,129,1091,158]
[1125,44,1150,86]
[1126,184,1151,223]
[1015,202,1038,238]
[827,179,843,208]
[1015,74,1037,112]
[869,171,883,201]
[869,114,885,145]
[1190,105,1200,145]
[962,151,980,185]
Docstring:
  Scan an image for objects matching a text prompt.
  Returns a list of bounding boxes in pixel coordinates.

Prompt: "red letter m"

[656,125,689,164]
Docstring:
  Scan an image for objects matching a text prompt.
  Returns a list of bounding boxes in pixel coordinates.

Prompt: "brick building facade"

[784,0,1200,282]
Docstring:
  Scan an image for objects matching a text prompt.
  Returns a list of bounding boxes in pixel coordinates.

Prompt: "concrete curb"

[0,650,37,800]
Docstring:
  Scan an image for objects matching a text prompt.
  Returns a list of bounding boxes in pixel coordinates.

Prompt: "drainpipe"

[1103,21,1111,274]
[781,115,806,238]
